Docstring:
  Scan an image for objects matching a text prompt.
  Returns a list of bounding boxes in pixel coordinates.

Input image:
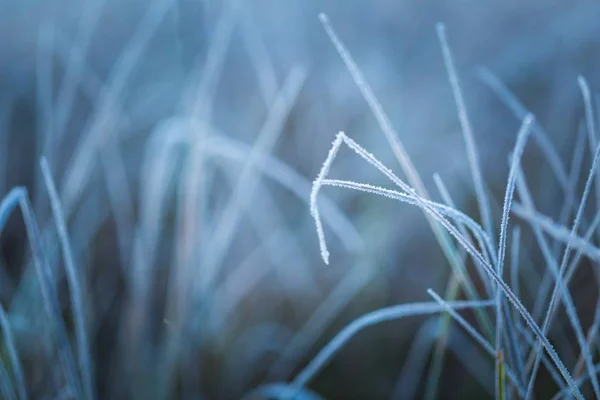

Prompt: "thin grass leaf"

[0,188,81,398]
[516,323,565,391]
[497,115,534,279]
[435,173,494,290]
[502,226,527,388]
[311,133,343,265]
[552,364,600,400]
[510,227,521,317]
[578,76,600,228]
[497,350,506,400]
[0,303,26,400]
[501,299,526,392]
[494,114,533,397]
[437,24,494,245]
[427,289,525,398]
[41,158,94,400]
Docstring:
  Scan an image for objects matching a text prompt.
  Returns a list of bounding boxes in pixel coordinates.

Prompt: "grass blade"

[0,303,26,400]
[41,158,94,400]
[437,24,494,244]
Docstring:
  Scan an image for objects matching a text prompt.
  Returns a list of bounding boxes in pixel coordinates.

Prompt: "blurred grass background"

[1,0,600,398]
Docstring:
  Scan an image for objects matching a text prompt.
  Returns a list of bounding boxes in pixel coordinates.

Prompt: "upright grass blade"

[0,188,82,398]
[427,289,525,397]
[0,303,26,400]
[578,76,600,229]
[497,350,506,400]
[437,24,495,245]
[510,227,521,317]
[494,115,533,397]
[41,158,94,400]
[437,23,501,400]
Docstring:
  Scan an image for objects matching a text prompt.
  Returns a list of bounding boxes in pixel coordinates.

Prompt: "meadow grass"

[1,3,600,400]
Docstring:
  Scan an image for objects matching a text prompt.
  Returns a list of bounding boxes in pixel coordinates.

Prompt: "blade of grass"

[495,115,534,398]
[0,303,26,400]
[41,158,94,400]
[497,350,506,400]
[437,24,495,245]
[0,188,82,398]
[427,289,525,397]
[578,76,600,232]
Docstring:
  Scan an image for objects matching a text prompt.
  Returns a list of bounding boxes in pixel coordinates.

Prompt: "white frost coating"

[310,131,344,264]
[497,114,534,272]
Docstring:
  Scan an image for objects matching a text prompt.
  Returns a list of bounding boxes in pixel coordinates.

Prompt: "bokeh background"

[1,0,600,398]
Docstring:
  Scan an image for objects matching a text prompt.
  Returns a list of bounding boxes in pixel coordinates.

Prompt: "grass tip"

[435,22,446,35]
